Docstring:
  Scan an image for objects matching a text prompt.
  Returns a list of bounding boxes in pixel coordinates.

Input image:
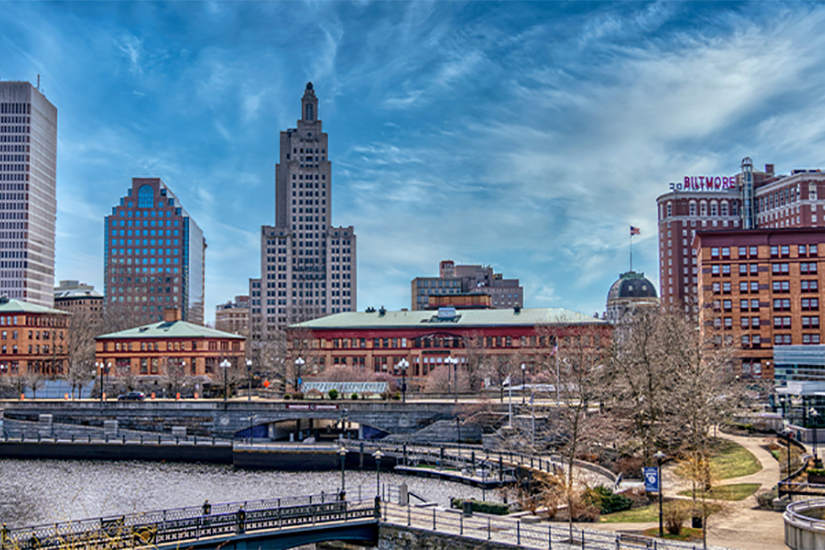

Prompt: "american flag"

[630,226,641,236]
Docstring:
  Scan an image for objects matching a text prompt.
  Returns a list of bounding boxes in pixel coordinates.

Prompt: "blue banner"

[643,467,660,492]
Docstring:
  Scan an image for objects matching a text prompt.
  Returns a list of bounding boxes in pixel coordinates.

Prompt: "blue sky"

[4,1,825,322]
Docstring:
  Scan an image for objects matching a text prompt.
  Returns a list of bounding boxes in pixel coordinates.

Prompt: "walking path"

[589,432,785,550]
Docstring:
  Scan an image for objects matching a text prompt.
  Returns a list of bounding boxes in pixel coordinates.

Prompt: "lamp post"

[520,363,526,405]
[294,357,305,392]
[106,362,112,399]
[812,408,821,467]
[397,358,409,403]
[246,359,253,402]
[338,446,348,500]
[96,361,103,404]
[219,359,231,403]
[654,450,666,538]
[372,449,384,497]
[445,356,458,403]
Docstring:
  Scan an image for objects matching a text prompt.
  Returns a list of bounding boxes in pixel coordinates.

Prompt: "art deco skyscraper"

[0,81,57,306]
[250,83,356,340]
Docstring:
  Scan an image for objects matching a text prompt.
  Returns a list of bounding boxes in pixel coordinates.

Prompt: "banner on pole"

[643,467,660,492]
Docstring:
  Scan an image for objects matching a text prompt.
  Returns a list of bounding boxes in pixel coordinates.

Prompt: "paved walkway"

[589,432,785,550]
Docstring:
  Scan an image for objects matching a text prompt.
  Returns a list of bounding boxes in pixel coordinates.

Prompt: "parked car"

[117,391,146,401]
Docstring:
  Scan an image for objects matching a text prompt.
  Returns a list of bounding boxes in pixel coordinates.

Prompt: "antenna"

[37,74,40,91]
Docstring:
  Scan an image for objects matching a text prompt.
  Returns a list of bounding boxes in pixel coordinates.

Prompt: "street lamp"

[654,450,666,538]
[294,357,305,391]
[372,449,384,497]
[246,359,253,402]
[520,363,526,405]
[396,358,409,403]
[445,356,458,402]
[219,359,231,403]
[106,362,112,398]
[338,446,348,500]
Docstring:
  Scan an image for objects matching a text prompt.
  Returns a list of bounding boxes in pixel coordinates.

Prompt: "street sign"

[643,467,660,492]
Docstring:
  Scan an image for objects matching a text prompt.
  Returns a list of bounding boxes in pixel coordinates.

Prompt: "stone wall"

[319,524,520,550]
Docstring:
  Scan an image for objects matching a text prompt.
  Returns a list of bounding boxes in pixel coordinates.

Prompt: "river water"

[0,458,493,528]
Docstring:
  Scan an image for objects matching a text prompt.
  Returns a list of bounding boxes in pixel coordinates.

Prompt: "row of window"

[102,340,240,352]
[710,244,819,259]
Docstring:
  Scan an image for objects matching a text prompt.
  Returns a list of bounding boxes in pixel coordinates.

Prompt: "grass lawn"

[677,483,760,501]
[675,439,761,481]
[600,503,659,523]
[642,527,703,541]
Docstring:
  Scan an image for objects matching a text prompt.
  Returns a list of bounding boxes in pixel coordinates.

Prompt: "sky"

[4,1,825,323]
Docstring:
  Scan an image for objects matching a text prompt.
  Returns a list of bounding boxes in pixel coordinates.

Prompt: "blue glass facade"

[104,178,205,325]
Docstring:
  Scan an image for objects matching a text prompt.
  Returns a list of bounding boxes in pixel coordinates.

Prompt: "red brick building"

[0,297,69,376]
[288,307,611,387]
[95,308,245,379]
[695,228,825,379]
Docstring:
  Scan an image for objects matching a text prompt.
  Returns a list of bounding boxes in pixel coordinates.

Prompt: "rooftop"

[97,319,245,340]
[291,307,604,330]
[0,297,70,316]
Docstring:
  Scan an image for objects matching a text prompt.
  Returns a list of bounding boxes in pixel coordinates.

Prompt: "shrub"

[450,498,510,515]
[328,389,339,400]
[808,468,825,476]
[292,392,304,400]
[392,392,401,401]
[756,487,779,510]
[350,393,359,400]
[616,456,644,479]
[284,393,291,400]
[663,502,688,535]
[584,486,633,515]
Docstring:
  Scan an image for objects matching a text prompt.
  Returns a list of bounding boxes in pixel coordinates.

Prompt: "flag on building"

[630,226,641,236]
[503,374,511,387]
[550,343,559,356]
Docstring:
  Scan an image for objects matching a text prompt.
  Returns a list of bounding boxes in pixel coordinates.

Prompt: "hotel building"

[104,178,206,325]
[0,296,69,376]
[694,228,825,379]
[0,80,57,306]
[658,159,825,312]
[250,83,357,341]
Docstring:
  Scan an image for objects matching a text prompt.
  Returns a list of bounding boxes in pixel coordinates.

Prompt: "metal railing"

[382,502,730,550]
[784,498,825,533]
[0,493,378,550]
[1,431,231,446]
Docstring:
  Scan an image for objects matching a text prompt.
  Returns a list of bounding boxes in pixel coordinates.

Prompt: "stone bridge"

[0,399,495,438]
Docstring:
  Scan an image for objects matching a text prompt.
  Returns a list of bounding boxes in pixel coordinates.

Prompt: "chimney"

[163,307,181,323]
[765,164,775,174]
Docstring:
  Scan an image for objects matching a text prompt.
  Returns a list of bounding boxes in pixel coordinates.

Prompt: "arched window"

[305,104,314,120]
[666,202,672,217]
[721,201,729,216]
[732,202,738,216]
[138,185,154,208]
[700,201,707,216]
[689,201,697,216]
[710,201,718,216]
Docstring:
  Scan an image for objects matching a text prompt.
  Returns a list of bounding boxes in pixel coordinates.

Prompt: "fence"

[0,494,377,550]
[382,501,730,550]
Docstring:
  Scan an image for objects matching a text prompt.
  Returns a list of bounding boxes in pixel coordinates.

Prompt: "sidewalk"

[590,432,785,550]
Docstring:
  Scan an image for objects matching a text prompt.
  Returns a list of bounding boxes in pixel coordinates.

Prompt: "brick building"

[215,295,250,336]
[104,177,206,325]
[658,158,825,312]
[287,307,610,388]
[411,260,523,311]
[54,280,103,318]
[694,228,825,379]
[95,308,244,379]
[0,297,68,376]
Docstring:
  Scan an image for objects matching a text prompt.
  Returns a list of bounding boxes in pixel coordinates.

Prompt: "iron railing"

[0,494,378,550]
[382,502,731,550]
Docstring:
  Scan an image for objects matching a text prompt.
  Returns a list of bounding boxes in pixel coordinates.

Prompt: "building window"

[138,185,154,208]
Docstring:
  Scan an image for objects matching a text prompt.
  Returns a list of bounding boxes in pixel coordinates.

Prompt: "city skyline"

[4,2,825,321]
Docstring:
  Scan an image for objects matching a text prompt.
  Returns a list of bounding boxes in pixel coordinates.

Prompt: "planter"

[808,474,825,484]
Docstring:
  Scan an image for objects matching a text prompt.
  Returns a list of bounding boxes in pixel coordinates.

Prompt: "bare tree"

[461,331,488,392]
[285,326,319,391]
[249,329,289,391]
[160,357,188,397]
[63,308,98,399]
[423,365,470,394]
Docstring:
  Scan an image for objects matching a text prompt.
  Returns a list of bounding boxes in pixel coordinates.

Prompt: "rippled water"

[0,459,495,528]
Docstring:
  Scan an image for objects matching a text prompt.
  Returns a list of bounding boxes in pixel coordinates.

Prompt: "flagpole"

[556,351,560,406]
[630,231,633,272]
